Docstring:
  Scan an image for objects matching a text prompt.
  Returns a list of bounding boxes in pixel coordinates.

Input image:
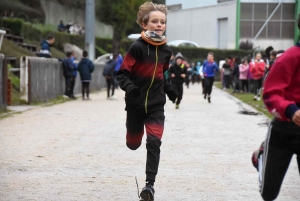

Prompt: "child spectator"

[78,51,94,100]
[39,35,55,58]
[222,59,231,89]
[250,53,265,101]
[239,58,249,92]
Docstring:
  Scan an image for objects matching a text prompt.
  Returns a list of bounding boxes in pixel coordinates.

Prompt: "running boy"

[169,52,187,109]
[202,52,219,103]
[256,39,300,200]
[116,2,177,200]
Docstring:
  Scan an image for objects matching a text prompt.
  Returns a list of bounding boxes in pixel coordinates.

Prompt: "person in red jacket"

[116,2,177,200]
[249,53,265,101]
[253,41,300,200]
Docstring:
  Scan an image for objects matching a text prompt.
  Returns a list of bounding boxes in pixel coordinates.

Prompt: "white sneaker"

[253,96,257,101]
[257,97,261,101]
[109,96,117,100]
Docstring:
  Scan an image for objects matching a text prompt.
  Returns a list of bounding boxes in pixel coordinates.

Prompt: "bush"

[0,18,23,35]
[239,40,253,50]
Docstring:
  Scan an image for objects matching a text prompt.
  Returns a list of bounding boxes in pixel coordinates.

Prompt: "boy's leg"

[208,77,214,95]
[126,112,145,150]
[111,78,115,96]
[144,111,165,184]
[259,124,294,201]
[106,78,111,98]
[86,82,90,98]
[81,82,85,98]
[176,84,183,105]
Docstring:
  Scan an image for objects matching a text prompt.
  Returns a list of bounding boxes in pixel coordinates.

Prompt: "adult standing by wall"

[202,52,219,103]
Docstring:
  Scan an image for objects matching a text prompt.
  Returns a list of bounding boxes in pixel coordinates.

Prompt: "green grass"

[214,82,272,119]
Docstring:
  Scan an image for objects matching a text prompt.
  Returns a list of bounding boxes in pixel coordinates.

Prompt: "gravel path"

[0,84,299,201]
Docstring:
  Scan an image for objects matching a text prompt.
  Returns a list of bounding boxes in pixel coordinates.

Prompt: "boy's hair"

[208,52,214,56]
[242,58,248,64]
[270,50,277,57]
[66,51,72,57]
[136,2,168,28]
[83,50,88,57]
[47,35,55,40]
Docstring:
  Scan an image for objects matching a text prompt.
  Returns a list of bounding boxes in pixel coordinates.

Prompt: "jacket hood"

[175,52,184,60]
[41,40,48,46]
[80,58,89,64]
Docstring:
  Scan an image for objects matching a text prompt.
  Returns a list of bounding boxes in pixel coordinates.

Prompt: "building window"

[240,3,295,39]
[167,4,182,10]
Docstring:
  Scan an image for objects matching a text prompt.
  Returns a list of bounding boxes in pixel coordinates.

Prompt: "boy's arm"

[263,59,299,121]
[90,61,94,73]
[214,62,219,72]
[116,46,138,93]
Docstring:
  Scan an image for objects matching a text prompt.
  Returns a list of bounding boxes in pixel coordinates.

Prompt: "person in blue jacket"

[202,52,219,103]
[78,51,94,100]
[69,52,78,99]
[113,53,123,88]
[39,35,55,58]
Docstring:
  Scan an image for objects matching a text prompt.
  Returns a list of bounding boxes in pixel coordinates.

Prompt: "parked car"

[167,40,200,48]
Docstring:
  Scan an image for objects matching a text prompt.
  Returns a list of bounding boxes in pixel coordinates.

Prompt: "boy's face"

[142,11,166,36]
[176,58,183,66]
[256,53,261,61]
[207,54,213,62]
[270,55,276,60]
[49,38,55,45]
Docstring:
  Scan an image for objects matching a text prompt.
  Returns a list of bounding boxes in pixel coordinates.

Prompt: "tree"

[96,0,146,54]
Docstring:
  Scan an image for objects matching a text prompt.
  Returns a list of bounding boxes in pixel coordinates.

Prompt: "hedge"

[1,18,252,61]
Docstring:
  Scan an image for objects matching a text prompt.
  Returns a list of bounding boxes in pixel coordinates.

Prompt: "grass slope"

[214,82,272,119]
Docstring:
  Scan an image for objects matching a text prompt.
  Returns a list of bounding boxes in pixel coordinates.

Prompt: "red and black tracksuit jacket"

[263,43,300,121]
[116,37,172,113]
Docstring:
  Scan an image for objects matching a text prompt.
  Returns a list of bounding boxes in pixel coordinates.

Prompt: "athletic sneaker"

[176,104,179,109]
[253,95,257,101]
[257,97,261,101]
[140,185,155,201]
[110,96,117,100]
[208,96,211,103]
[252,141,265,171]
[204,94,207,99]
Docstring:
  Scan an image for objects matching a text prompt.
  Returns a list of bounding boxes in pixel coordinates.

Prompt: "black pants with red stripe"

[126,110,165,182]
[259,119,300,200]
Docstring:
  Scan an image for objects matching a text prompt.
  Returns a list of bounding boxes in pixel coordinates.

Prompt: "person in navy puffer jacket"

[78,51,94,100]
[202,52,219,103]
[39,35,55,58]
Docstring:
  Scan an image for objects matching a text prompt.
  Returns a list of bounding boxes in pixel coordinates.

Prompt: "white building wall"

[245,38,294,51]
[166,2,237,49]
[166,0,217,9]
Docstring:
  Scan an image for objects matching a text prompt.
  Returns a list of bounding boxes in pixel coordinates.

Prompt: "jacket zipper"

[145,46,158,114]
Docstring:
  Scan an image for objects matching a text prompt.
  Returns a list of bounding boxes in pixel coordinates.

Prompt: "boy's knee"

[126,142,141,150]
[146,135,162,147]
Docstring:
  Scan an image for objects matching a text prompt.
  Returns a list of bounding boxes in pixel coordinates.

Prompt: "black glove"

[127,86,142,97]
[166,88,178,102]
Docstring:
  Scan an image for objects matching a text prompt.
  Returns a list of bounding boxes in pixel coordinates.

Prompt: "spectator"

[239,58,249,92]
[222,59,231,89]
[62,52,76,99]
[58,20,65,32]
[114,53,123,88]
[39,35,55,58]
[69,52,78,99]
[103,54,117,100]
[250,53,265,101]
[232,57,241,94]
[78,50,94,100]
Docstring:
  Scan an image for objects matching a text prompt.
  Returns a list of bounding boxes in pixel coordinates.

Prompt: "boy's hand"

[171,73,175,78]
[166,88,178,102]
[181,74,186,78]
[127,86,142,97]
[292,110,300,126]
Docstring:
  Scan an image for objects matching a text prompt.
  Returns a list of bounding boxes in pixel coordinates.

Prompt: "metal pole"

[252,0,282,43]
[85,0,95,61]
